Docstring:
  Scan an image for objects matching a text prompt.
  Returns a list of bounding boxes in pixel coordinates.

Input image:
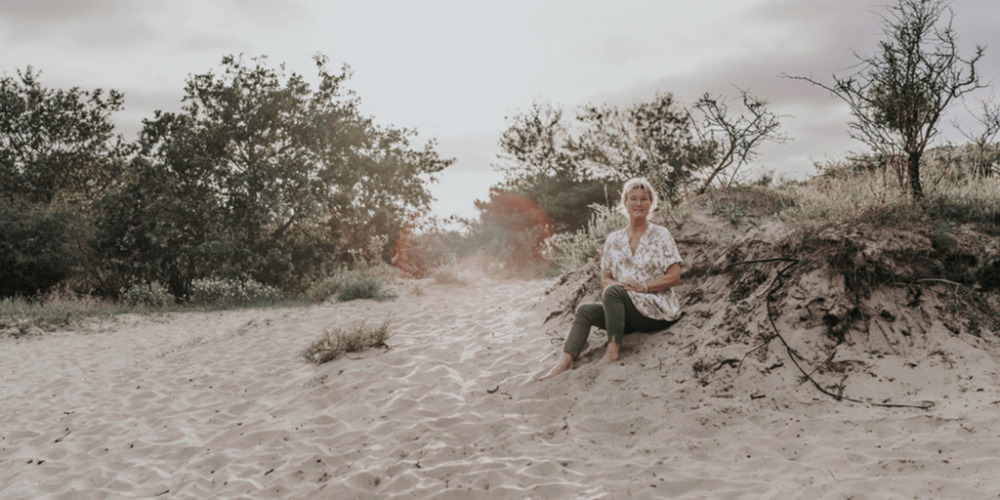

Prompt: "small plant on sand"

[711,202,758,227]
[302,318,392,364]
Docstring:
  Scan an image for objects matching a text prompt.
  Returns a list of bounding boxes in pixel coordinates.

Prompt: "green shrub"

[121,281,175,307]
[306,263,398,303]
[187,277,283,306]
[302,318,392,364]
[0,198,91,298]
[336,277,396,302]
[711,202,759,227]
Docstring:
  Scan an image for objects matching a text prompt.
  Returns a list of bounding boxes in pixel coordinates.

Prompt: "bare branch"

[694,90,787,193]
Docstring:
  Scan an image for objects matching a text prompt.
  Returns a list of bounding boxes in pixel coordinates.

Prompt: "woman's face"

[625,186,651,220]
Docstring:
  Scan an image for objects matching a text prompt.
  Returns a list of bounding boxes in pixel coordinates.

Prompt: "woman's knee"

[603,284,627,302]
[575,303,602,323]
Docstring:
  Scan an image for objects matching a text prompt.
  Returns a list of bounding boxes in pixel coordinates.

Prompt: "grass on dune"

[1,284,311,338]
[695,151,1000,236]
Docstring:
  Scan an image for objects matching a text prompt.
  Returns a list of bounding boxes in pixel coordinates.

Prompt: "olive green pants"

[563,285,674,359]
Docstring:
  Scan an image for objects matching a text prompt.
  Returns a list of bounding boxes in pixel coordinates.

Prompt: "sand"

[3,273,1000,499]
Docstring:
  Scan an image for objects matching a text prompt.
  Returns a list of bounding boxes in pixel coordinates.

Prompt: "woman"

[540,177,682,381]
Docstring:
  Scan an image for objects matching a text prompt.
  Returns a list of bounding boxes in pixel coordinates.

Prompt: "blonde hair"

[617,177,659,215]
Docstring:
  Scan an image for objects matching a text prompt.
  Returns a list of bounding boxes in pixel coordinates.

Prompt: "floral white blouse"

[600,223,683,321]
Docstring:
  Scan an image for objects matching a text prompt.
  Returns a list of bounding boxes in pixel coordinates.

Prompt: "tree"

[491,100,619,233]
[494,100,576,181]
[0,68,128,296]
[571,92,716,200]
[789,0,985,200]
[97,55,452,296]
[0,67,128,204]
[694,90,786,193]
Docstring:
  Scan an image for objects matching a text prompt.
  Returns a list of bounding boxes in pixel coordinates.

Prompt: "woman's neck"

[628,217,649,234]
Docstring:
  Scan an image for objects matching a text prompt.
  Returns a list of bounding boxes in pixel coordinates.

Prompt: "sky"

[2,0,998,220]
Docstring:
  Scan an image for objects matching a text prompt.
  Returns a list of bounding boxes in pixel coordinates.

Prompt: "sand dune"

[3,273,1000,499]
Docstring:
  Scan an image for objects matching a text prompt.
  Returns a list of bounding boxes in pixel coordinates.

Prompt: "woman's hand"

[603,272,648,294]
[620,279,647,293]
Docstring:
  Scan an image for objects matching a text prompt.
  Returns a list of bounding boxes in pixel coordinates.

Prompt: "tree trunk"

[907,150,923,201]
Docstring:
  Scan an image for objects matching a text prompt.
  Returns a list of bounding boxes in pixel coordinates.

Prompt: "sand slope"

[3,274,1000,499]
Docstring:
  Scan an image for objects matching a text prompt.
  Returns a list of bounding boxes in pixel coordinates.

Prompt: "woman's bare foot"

[598,341,620,364]
[540,352,573,381]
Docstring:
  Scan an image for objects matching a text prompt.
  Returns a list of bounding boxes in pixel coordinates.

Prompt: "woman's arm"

[601,270,619,293]
[641,262,681,293]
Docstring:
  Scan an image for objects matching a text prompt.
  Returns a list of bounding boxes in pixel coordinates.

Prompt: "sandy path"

[2,277,1000,499]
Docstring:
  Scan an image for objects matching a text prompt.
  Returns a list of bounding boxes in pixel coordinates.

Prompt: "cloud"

[0,0,121,22]
[0,0,161,48]
[0,0,302,53]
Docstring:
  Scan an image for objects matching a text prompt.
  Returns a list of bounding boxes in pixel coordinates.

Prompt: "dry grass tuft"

[302,318,392,365]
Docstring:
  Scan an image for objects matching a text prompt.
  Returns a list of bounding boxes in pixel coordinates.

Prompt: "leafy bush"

[0,199,92,297]
[306,266,397,303]
[302,318,392,364]
[187,277,283,306]
[121,281,176,307]
[336,277,396,302]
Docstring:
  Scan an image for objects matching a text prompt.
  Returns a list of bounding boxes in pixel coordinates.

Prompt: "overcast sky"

[2,0,997,219]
